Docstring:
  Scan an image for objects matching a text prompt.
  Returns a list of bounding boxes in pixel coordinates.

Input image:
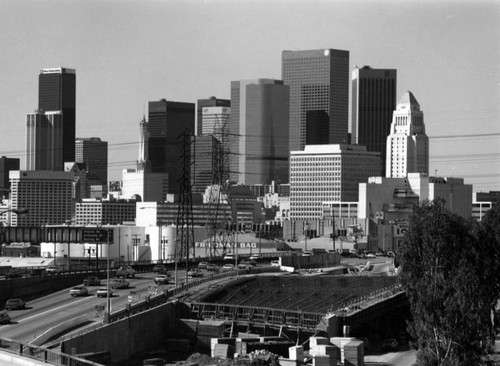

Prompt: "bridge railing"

[0,337,103,366]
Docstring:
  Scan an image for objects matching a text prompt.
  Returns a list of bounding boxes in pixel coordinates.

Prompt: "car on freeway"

[240,259,257,267]
[116,266,136,278]
[0,310,10,324]
[154,274,170,285]
[96,287,113,298]
[46,266,63,274]
[197,261,209,270]
[221,264,235,272]
[83,276,101,286]
[70,286,89,297]
[4,298,26,310]
[249,254,261,261]
[302,251,312,257]
[187,269,203,278]
[237,263,250,270]
[109,278,130,289]
[152,264,168,274]
[206,263,219,272]
[270,260,280,267]
[365,253,376,259]
[223,253,237,261]
[381,338,399,352]
[386,251,395,257]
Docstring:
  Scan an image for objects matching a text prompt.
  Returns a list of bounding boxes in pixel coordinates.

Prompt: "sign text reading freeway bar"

[82,228,114,243]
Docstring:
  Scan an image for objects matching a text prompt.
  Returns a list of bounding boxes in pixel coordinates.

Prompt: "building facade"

[0,156,20,198]
[196,97,230,136]
[282,49,350,152]
[230,79,290,185]
[191,135,220,195]
[74,199,136,226]
[148,99,195,194]
[38,67,76,164]
[75,137,108,186]
[25,111,63,171]
[9,170,73,226]
[200,106,231,136]
[352,66,397,175]
[121,169,169,202]
[290,144,381,220]
[386,91,429,178]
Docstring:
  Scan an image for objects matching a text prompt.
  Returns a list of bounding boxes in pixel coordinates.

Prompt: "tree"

[398,199,500,366]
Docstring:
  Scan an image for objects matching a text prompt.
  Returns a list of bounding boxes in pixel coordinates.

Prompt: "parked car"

[249,254,261,261]
[96,287,113,298]
[197,261,209,270]
[382,338,399,352]
[5,298,26,310]
[83,276,101,286]
[187,269,203,278]
[116,266,136,278]
[46,266,62,274]
[109,278,130,289]
[221,264,235,272]
[28,268,45,276]
[366,253,376,259]
[237,263,250,270]
[223,254,237,261]
[154,274,170,285]
[0,310,10,324]
[70,286,89,297]
[152,265,168,274]
[270,260,280,267]
[240,259,257,267]
[302,251,312,257]
[5,269,23,279]
[206,263,219,272]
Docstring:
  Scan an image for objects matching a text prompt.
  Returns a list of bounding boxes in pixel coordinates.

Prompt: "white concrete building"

[386,91,429,178]
[290,144,380,220]
[201,106,231,135]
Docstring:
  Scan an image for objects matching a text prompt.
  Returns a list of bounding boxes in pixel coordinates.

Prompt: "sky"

[0,0,499,192]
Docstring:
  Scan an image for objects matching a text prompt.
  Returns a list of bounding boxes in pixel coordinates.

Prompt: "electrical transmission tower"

[176,128,195,266]
[205,114,235,258]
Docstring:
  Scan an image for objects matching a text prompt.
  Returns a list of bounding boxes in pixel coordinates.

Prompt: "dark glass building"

[0,156,20,198]
[75,137,108,185]
[196,97,230,136]
[148,99,195,194]
[352,66,397,176]
[282,49,350,152]
[190,135,221,195]
[38,67,76,165]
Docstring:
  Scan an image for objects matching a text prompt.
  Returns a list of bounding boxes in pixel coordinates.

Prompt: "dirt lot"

[200,274,398,313]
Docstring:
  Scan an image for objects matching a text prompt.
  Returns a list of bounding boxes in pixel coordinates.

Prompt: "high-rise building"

[230,79,290,185]
[282,49,350,151]
[289,144,381,220]
[352,66,397,175]
[26,111,63,171]
[38,67,76,164]
[148,99,195,194]
[196,97,230,136]
[75,137,108,185]
[200,106,231,136]
[386,91,429,178]
[191,135,221,195]
[0,156,20,198]
[9,170,73,226]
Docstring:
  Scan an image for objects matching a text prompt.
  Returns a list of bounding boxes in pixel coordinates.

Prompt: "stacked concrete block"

[330,337,355,363]
[312,355,330,366]
[289,345,305,362]
[213,343,235,359]
[211,338,236,357]
[343,340,364,366]
[313,344,338,365]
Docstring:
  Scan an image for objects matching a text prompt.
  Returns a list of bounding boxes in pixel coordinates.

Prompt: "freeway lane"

[1,272,171,343]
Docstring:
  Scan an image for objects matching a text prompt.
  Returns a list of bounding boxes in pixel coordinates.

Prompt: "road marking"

[18,297,92,323]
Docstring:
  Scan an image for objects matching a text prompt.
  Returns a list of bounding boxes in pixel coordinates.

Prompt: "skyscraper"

[282,49,350,152]
[201,106,231,136]
[25,111,63,171]
[38,67,76,164]
[352,66,397,175]
[148,99,195,194]
[0,156,20,198]
[386,91,429,178]
[196,97,230,136]
[230,79,290,185]
[75,137,108,185]
[190,134,220,195]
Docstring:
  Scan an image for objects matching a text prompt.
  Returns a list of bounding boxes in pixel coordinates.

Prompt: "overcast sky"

[0,0,499,192]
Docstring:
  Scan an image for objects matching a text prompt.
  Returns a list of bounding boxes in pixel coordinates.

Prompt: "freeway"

[0,272,177,343]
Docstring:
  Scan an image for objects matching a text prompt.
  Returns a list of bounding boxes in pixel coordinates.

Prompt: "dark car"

[152,265,168,274]
[5,269,23,279]
[382,338,399,352]
[110,278,130,289]
[5,298,26,310]
[69,286,89,297]
[83,276,101,286]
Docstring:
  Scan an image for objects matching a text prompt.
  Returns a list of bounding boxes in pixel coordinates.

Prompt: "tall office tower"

[75,137,108,185]
[9,170,73,226]
[386,91,429,178]
[196,97,230,136]
[201,106,231,136]
[352,66,397,175]
[38,67,76,164]
[230,79,290,185]
[190,135,221,195]
[0,156,20,198]
[282,49,350,151]
[136,115,150,172]
[290,144,381,220]
[148,99,195,194]
[26,111,63,171]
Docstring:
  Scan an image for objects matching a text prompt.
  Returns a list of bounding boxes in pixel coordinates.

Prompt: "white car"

[271,260,280,267]
[46,266,62,274]
[154,274,170,285]
[221,264,235,272]
[70,286,88,297]
[96,287,113,298]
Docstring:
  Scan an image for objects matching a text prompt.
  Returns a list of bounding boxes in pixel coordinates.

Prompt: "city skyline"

[0,0,498,192]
